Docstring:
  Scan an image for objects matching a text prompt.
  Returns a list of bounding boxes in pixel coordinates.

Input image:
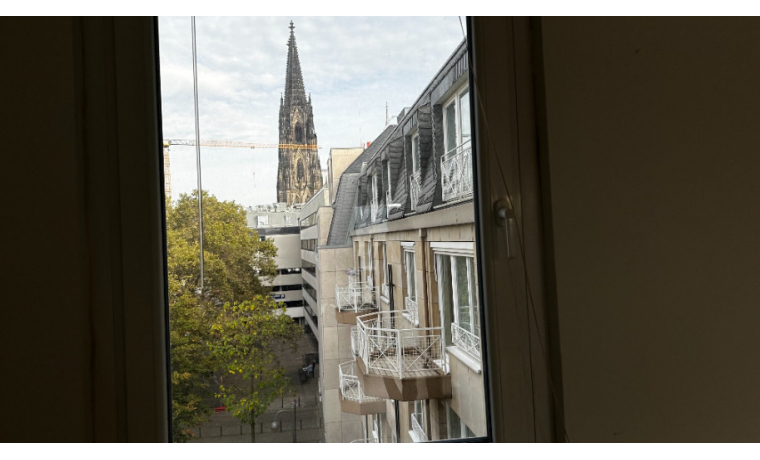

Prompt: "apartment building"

[305,40,486,443]
[246,204,305,320]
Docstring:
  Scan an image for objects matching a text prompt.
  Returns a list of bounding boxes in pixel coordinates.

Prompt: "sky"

[159,16,466,207]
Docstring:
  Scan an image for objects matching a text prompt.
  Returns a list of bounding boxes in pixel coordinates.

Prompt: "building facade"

[305,40,486,443]
[277,21,323,206]
[246,203,305,320]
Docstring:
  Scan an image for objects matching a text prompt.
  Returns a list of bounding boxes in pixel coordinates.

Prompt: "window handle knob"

[494,198,517,260]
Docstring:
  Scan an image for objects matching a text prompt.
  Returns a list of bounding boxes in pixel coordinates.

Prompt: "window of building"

[410,400,427,442]
[411,132,421,175]
[443,85,471,156]
[301,239,316,251]
[445,402,475,440]
[402,242,418,325]
[434,244,481,371]
[301,259,316,276]
[385,160,392,198]
[257,215,269,227]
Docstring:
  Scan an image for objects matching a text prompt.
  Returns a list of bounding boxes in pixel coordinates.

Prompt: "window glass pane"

[160,16,484,444]
[455,256,471,332]
[445,101,457,152]
[460,89,471,145]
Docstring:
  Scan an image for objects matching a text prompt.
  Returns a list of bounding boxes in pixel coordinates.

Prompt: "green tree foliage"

[209,297,303,443]
[166,191,294,442]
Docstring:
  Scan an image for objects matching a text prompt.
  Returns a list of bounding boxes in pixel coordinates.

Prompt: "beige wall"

[541,17,760,442]
[318,246,361,443]
[327,147,364,204]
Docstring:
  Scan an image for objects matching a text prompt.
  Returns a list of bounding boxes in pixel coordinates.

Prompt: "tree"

[166,190,287,442]
[209,296,303,443]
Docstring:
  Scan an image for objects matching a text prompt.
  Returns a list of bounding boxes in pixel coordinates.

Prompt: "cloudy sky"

[158,16,466,207]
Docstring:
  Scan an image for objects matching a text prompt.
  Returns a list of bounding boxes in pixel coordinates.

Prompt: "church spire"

[284,21,307,108]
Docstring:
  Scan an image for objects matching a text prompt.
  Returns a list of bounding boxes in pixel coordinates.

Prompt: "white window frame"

[386,160,392,198]
[443,84,471,156]
[434,246,481,373]
[411,132,420,175]
[402,244,416,301]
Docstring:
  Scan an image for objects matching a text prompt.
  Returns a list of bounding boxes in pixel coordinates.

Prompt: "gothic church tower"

[277,21,323,205]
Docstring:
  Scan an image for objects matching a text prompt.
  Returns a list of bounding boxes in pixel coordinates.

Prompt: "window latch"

[494,197,517,259]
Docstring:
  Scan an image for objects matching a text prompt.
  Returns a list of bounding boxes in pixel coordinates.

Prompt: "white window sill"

[446,346,482,374]
[380,295,390,304]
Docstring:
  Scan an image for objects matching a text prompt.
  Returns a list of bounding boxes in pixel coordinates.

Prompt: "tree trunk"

[250,418,255,443]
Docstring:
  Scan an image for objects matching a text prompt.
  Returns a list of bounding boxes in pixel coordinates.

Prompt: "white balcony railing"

[381,283,389,299]
[441,141,473,203]
[350,326,361,356]
[411,413,426,442]
[366,274,373,287]
[404,296,419,326]
[409,170,422,212]
[356,310,444,379]
[451,322,481,360]
[336,278,376,313]
[339,361,385,404]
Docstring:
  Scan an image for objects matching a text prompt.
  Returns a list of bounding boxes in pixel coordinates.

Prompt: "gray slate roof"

[326,125,397,246]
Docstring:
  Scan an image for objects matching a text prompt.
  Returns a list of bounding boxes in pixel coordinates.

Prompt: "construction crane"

[163,139,321,150]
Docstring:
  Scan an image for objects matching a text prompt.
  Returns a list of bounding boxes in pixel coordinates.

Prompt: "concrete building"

[247,203,305,320]
[303,40,485,443]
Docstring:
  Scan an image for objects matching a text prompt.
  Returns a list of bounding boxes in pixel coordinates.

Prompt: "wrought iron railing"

[451,322,481,360]
[356,310,444,379]
[336,282,376,313]
[404,296,419,326]
[409,170,422,212]
[381,283,389,299]
[339,361,385,404]
[411,413,426,442]
[350,326,360,356]
[441,141,473,202]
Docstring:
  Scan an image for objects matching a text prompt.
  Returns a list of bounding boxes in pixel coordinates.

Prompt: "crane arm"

[163,139,320,150]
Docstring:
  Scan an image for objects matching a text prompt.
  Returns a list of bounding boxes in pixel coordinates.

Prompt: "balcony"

[403,296,419,326]
[410,413,427,443]
[350,326,360,356]
[339,361,386,416]
[451,322,481,361]
[354,310,451,401]
[335,281,377,325]
[409,170,421,212]
[441,141,473,203]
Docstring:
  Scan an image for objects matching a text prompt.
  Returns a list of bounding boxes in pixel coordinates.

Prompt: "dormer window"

[443,86,471,155]
[411,133,421,174]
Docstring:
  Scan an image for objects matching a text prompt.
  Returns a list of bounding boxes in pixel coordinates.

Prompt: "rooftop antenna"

[385,102,389,126]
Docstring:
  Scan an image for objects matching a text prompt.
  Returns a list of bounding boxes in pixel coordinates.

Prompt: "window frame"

[443,84,471,156]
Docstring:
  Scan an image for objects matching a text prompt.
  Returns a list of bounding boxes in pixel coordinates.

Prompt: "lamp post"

[270,399,297,443]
